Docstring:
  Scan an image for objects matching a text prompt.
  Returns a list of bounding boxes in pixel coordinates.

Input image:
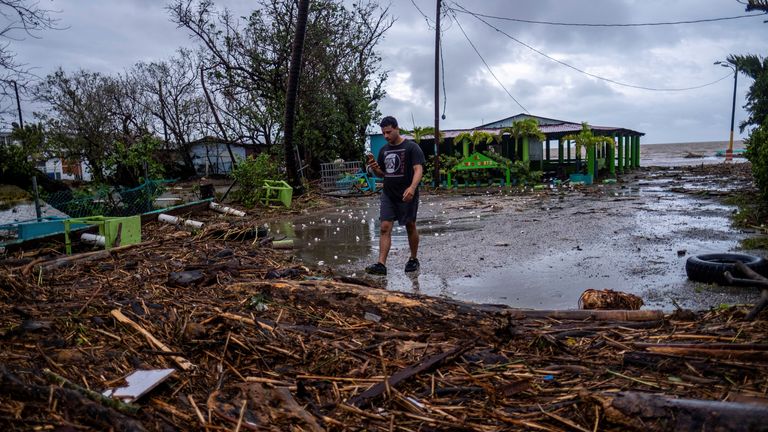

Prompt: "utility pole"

[12,80,23,130]
[283,0,310,191]
[727,64,738,161]
[714,60,738,161]
[158,80,169,143]
[433,0,441,186]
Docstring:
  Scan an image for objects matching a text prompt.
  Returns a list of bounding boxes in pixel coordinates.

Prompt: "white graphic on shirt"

[384,152,402,176]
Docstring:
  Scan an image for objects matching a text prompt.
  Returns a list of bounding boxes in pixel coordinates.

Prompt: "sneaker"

[404,257,420,273]
[365,262,387,275]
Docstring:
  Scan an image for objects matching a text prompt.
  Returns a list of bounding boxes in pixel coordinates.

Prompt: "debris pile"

[1,209,767,431]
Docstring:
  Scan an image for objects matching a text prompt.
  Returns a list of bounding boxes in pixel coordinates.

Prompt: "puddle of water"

[284,187,754,311]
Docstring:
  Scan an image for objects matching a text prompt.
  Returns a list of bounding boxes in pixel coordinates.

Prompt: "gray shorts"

[380,190,419,225]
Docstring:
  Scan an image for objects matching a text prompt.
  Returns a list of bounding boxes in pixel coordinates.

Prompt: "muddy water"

[280,171,760,311]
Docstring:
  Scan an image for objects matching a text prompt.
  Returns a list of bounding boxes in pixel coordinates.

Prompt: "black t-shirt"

[377,139,425,200]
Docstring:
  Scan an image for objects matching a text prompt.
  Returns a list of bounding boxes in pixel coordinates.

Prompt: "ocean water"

[640,140,747,167]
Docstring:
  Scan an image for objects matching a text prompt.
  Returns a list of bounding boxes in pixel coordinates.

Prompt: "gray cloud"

[6,0,767,143]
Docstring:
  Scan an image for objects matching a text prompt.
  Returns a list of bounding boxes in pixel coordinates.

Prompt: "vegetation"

[408,126,443,144]
[0,185,30,210]
[454,131,498,155]
[5,0,391,205]
[0,1,60,87]
[729,54,768,132]
[105,136,165,185]
[2,124,44,183]
[170,0,392,177]
[563,122,615,178]
[745,122,768,201]
[422,152,460,185]
[502,118,545,161]
[231,153,285,208]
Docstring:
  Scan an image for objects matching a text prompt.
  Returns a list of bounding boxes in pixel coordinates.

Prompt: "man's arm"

[402,164,423,202]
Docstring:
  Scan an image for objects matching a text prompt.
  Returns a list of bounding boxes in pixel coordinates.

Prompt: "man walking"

[365,116,425,275]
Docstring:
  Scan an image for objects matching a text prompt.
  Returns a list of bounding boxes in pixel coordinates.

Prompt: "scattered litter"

[102,369,175,403]
[158,213,204,229]
[209,202,246,217]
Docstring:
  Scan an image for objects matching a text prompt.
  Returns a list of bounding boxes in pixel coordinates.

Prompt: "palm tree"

[727,54,768,131]
[410,126,444,144]
[454,131,497,156]
[502,118,545,163]
[563,122,615,180]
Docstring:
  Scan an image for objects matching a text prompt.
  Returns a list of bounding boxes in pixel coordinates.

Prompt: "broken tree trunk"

[589,391,768,432]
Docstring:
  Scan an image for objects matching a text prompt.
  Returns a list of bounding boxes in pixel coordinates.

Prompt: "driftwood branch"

[111,309,193,370]
[634,342,768,361]
[347,342,474,407]
[589,391,768,432]
[733,261,768,320]
[503,309,664,322]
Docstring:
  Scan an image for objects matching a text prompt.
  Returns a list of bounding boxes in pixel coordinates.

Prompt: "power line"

[409,0,434,27]
[409,0,454,32]
[450,2,736,92]
[449,8,528,113]
[451,2,767,27]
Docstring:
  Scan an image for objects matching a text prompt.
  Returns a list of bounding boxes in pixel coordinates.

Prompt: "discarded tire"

[685,253,768,285]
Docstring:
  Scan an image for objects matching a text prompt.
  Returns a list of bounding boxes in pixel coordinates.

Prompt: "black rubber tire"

[685,253,768,285]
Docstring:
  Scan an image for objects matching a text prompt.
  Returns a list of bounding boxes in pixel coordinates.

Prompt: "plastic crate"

[261,180,293,208]
[63,215,141,254]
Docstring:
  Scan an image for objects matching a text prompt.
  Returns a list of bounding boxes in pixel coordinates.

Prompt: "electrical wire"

[450,3,736,92]
[409,0,434,27]
[410,0,454,32]
[449,8,529,113]
[450,2,766,27]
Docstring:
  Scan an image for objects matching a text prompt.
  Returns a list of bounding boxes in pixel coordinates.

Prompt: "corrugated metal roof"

[402,122,643,140]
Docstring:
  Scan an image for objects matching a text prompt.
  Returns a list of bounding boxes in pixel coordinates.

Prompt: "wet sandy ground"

[278,164,762,312]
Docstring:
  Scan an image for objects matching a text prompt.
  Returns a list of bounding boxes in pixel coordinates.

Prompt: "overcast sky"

[7,0,768,143]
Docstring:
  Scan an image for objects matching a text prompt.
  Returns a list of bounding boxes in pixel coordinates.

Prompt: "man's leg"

[378,220,394,264]
[405,221,419,259]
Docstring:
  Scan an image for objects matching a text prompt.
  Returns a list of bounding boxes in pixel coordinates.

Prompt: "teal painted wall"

[370,134,387,159]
